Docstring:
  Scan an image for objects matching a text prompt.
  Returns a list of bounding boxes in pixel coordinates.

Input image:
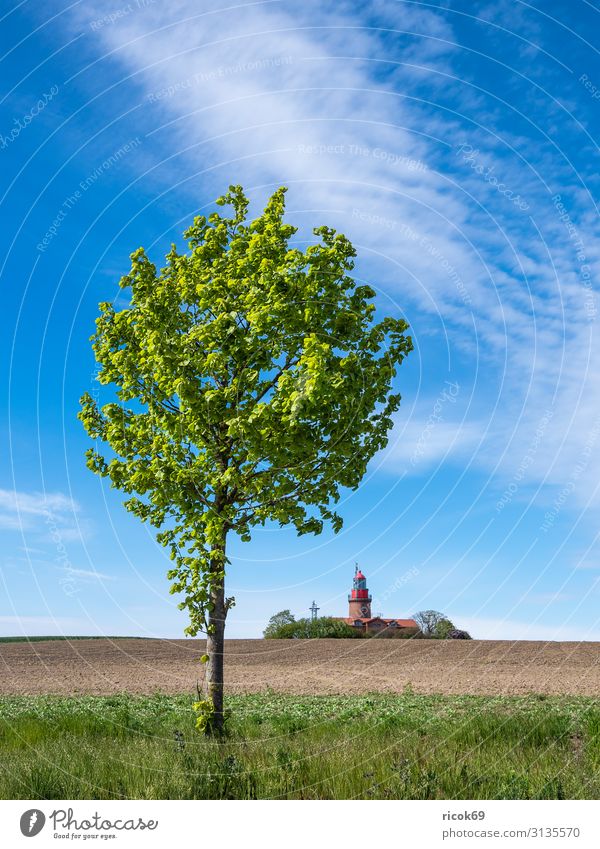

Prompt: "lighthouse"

[348,564,372,619]
[336,565,418,633]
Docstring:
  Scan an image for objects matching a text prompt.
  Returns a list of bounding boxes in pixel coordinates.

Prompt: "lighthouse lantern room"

[348,564,372,619]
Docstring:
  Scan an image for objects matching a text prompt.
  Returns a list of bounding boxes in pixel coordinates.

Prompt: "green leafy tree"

[78,185,412,733]
[263,609,296,638]
[433,617,455,640]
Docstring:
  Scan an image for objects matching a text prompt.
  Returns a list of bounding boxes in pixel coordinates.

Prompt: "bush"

[264,616,363,639]
[446,629,472,640]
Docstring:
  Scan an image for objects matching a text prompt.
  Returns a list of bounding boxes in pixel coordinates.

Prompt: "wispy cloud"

[59,567,116,582]
[0,489,94,544]
[50,524,94,544]
[0,489,79,531]
[385,419,482,472]
[62,1,600,515]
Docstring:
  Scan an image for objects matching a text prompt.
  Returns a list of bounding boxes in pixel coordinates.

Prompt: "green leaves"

[78,184,413,636]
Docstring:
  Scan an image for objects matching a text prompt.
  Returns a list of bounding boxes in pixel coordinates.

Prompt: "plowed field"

[1,638,599,695]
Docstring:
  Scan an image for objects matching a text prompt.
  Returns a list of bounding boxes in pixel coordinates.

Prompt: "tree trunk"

[206,542,227,735]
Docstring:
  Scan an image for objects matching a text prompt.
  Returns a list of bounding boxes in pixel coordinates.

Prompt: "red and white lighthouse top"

[349,566,371,600]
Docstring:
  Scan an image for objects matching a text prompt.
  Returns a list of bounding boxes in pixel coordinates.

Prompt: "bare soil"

[1,638,600,696]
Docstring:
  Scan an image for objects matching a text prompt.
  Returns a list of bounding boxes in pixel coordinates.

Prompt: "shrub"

[446,629,472,640]
[264,616,363,639]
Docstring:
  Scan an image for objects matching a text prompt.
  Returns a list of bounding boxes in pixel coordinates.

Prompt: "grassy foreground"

[0,692,598,799]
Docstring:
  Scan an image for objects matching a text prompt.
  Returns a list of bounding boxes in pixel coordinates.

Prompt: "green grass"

[0,692,598,799]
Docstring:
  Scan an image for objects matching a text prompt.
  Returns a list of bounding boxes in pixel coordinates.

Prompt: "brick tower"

[348,565,372,618]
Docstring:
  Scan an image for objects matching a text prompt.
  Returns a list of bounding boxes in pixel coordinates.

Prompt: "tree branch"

[252,355,300,406]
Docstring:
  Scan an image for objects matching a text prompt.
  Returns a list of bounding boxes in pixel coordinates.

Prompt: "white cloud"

[19,545,47,555]
[60,567,116,582]
[385,420,482,472]
[50,523,94,544]
[0,489,79,531]
[0,489,94,543]
[62,1,600,515]
[0,489,78,516]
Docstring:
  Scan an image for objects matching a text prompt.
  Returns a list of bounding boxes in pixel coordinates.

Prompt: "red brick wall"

[348,599,371,618]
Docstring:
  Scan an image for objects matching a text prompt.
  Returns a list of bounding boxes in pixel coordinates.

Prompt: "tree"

[263,609,296,638]
[433,617,455,640]
[414,610,448,637]
[78,185,413,733]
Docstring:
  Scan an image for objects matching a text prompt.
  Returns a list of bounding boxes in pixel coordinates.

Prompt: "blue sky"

[2,0,600,640]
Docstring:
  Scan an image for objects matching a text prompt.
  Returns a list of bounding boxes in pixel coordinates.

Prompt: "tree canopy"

[263,609,296,638]
[414,610,448,637]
